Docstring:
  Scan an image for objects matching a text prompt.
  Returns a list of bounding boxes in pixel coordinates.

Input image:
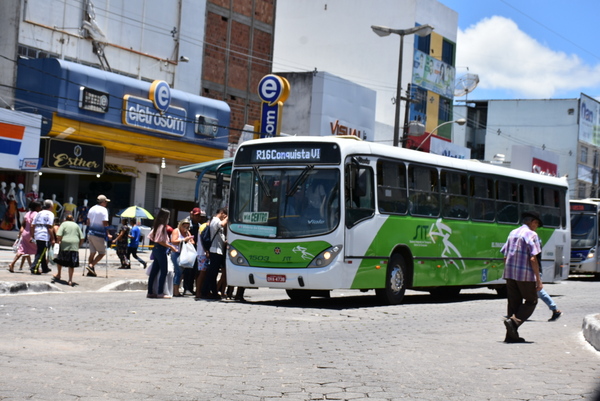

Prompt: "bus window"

[409,165,439,217]
[377,160,408,214]
[540,187,560,227]
[470,175,494,221]
[345,161,375,228]
[497,180,519,224]
[229,168,340,238]
[441,170,468,219]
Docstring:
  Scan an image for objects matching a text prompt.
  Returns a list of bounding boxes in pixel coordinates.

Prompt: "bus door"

[344,158,378,283]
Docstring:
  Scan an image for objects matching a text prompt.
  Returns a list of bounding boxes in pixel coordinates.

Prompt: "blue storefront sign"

[15,58,230,161]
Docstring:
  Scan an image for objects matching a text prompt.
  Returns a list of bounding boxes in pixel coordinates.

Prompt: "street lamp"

[415,118,467,151]
[371,24,434,147]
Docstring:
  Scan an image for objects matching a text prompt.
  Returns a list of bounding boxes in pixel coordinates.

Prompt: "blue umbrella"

[117,206,154,219]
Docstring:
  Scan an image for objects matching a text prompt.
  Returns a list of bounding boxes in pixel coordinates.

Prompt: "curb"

[97,279,148,292]
[0,281,62,294]
[0,279,148,294]
[583,314,600,352]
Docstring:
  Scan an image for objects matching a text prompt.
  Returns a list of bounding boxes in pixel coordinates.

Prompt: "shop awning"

[178,157,233,175]
[178,157,233,203]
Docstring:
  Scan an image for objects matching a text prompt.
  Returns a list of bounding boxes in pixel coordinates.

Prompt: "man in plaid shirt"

[500,211,544,343]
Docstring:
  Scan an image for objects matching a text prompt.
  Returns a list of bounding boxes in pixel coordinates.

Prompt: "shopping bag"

[178,241,196,268]
[12,237,21,253]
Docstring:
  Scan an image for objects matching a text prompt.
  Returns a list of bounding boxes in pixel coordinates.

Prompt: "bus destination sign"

[235,142,341,165]
[253,148,320,162]
[570,203,597,212]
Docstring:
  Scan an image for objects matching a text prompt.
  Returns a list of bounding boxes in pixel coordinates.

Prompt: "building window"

[415,32,431,54]
[441,40,455,66]
[18,45,59,59]
[580,146,588,164]
[438,97,452,122]
[578,182,587,199]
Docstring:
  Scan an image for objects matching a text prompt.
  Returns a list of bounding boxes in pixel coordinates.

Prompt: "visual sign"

[579,94,600,146]
[235,142,341,166]
[257,74,290,138]
[123,80,187,137]
[0,109,41,171]
[412,49,456,99]
[40,138,105,173]
[79,87,109,113]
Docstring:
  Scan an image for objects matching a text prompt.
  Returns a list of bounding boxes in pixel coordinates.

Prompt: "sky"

[438,0,600,101]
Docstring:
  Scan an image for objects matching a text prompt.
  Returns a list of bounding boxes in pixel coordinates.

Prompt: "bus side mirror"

[215,172,223,198]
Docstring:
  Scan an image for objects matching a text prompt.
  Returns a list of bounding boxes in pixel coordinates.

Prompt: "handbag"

[12,237,21,253]
[178,241,196,268]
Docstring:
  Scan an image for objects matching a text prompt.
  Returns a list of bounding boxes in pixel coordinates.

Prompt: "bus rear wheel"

[376,254,407,305]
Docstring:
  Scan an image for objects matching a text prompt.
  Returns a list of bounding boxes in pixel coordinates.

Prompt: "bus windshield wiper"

[253,166,271,198]
[286,165,314,197]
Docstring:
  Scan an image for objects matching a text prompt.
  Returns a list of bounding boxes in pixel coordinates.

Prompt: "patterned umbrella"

[117,206,154,219]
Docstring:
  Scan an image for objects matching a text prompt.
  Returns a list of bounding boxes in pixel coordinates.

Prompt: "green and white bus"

[226,136,570,304]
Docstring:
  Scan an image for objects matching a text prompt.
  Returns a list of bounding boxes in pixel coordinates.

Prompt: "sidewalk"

[0,244,149,294]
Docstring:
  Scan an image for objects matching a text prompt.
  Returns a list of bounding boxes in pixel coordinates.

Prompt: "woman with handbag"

[8,201,40,272]
[170,218,194,297]
[147,208,178,299]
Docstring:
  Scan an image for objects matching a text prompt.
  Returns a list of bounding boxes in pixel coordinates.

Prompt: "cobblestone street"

[0,268,599,400]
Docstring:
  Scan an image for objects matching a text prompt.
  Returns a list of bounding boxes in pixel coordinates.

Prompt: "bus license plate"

[267,274,286,283]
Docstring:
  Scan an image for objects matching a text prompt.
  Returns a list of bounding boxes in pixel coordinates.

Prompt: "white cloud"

[456,16,600,98]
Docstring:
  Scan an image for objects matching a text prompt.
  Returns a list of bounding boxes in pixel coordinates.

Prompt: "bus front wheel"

[376,254,407,305]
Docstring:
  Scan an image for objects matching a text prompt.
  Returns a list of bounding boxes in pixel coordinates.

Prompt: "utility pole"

[401,83,412,148]
[591,149,598,198]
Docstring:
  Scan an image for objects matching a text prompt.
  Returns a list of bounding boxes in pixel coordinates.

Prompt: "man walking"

[31,199,55,275]
[86,194,110,277]
[200,207,228,299]
[501,211,544,343]
[127,219,147,268]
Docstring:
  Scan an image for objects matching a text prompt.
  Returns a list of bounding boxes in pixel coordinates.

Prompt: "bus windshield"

[229,168,340,238]
[571,213,597,248]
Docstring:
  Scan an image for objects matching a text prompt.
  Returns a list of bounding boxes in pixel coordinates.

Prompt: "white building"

[273,0,458,145]
[454,94,600,199]
[0,0,230,241]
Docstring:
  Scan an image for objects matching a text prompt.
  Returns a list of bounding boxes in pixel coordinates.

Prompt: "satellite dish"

[454,73,479,97]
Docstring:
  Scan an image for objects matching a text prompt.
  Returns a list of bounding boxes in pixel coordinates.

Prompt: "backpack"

[200,224,215,250]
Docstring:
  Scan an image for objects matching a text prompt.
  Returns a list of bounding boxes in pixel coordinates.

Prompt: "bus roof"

[570,198,600,204]
[236,136,569,189]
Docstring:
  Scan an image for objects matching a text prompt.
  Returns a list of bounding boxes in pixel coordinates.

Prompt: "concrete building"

[276,71,376,140]
[454,94,600,199]
[0,0,275,240]
[273,0,459,145]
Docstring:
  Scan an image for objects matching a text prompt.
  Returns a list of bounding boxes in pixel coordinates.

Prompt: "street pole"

[401,83,412,147]
[371,24,434,148]
[393,35,405,148]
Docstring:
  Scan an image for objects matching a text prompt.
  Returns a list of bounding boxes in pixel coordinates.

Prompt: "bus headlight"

[587,247,596,259]
[307,245,343,268]
[228,245,249,266]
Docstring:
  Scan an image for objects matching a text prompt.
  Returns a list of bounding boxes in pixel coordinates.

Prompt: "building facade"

[454,95,600,199]
[272,0,458,144]
[0,0,276,239]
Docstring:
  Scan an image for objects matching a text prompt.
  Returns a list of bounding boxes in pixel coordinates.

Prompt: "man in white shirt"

[31,199,55,275]
[200,207,228,299]
[86,194,110,277]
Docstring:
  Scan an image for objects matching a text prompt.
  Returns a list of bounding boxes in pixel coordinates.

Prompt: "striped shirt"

[501,224,541,282]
